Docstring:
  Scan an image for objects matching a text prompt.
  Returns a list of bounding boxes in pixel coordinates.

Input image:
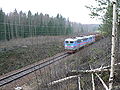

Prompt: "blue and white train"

[64,35,95,53]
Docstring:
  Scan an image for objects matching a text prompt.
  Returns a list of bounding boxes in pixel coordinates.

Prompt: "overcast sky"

[0,0,101,24]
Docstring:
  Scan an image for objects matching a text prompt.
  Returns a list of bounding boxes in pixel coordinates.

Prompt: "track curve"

[0,52,70,87]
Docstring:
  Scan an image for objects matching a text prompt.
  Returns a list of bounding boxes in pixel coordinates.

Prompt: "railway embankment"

[0,36,68,75]
[21,36,120,90]
[16,38,115,90]
[0,36,120,90]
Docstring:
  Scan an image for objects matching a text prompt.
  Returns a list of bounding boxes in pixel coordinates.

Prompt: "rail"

[0,52,70,87]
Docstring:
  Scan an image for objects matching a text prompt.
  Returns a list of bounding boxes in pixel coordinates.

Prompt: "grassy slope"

[0,42,64,75]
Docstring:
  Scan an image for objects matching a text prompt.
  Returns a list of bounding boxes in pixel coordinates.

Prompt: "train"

[64,34,102,53]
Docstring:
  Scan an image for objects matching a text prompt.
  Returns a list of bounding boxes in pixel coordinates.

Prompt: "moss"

[89,57,96,64]
[101,72,109,83]
[91,48,104,54]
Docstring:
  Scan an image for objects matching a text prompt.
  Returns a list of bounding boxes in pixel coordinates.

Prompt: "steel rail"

[0,53,70,87]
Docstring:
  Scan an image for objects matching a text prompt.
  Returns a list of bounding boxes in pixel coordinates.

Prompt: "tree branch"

[95,73,109,90]
[47,75,78,86]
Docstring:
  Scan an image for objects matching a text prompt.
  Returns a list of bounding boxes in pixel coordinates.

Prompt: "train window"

[89,37,92,39]
[70,41,74,43]
[77,39,81,43]
[65,41,69,43]
[83,38,88,41]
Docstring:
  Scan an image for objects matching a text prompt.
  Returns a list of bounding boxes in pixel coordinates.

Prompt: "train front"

[64,38,77,53]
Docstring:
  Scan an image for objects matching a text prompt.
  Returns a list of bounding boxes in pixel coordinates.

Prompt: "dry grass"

[0,36,68,48]
[1,36,120,90]
[0,36,69,75]
[21,38,115,90]
[21,37,113,90]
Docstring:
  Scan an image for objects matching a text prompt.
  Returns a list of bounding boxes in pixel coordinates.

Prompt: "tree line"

[86,0,120,36]
[0,9,74,41]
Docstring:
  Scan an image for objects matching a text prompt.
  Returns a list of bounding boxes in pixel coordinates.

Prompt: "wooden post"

[109,0,117,90]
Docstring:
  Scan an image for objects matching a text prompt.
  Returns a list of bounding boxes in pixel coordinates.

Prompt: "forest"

[0,9,74,41]
[0,9,100,41]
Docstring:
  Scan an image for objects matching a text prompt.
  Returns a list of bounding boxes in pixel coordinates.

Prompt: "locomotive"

[64,34,101,53]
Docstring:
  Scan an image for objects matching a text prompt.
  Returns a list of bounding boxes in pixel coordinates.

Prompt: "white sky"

[0,0,101,24]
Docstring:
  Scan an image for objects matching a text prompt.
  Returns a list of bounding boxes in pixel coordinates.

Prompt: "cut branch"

[47,62,120,87]
[47,75,78,86]
[69,62,120,75]
[71,68,110,74]
[102,62,120,69]
[95,73,109,90]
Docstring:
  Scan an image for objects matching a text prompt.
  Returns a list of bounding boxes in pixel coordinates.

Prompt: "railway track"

[0,52,70,87]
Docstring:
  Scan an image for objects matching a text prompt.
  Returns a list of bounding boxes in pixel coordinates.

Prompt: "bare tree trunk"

[109,0,117,90]
[10,21,14,39]
[90,66,95,90]
[92,73,95,90]
[14,14,18,38]
[4,15,7,41]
